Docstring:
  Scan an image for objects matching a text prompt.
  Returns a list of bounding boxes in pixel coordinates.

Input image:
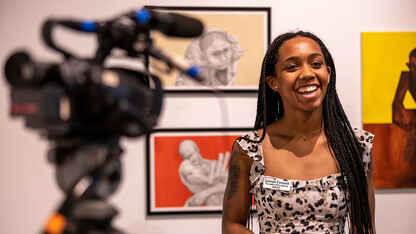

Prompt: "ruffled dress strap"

[236,131,265,193]
[353,128,375,176]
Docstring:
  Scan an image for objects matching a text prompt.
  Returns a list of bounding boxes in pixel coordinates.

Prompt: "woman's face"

[267,36,331,114]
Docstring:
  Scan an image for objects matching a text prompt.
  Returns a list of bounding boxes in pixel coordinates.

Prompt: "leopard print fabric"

[236,128,374,234]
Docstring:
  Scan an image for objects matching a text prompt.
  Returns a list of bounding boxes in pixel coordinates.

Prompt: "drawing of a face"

[179,140,202,166]
[203,38,232,70]
[200,32,233,70]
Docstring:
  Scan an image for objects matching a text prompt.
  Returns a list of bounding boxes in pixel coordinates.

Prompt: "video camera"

[4,7,204,140]
[3,7,204,234]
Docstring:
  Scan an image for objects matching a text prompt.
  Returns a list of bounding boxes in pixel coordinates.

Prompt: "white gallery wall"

[0,0,415,233]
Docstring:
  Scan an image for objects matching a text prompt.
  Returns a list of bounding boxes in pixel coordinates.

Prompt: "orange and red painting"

[147,129,246,214]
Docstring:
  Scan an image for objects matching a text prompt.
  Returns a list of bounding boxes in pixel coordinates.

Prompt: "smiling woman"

[266,37,331,115]
[221,31,376,234]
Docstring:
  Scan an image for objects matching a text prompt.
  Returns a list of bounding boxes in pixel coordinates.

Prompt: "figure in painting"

[178,139,229,206]
[393,48,416,162]
[175,28,244,87]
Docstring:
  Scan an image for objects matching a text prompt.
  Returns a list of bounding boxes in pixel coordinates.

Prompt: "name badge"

[263,178,291,191]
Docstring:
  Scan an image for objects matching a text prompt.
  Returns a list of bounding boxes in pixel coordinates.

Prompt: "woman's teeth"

[297,85,318,93]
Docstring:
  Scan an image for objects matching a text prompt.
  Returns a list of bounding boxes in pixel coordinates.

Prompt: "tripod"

[43,137,124,234]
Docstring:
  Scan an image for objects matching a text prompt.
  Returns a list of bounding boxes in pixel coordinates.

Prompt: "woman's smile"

[296,84,320,99]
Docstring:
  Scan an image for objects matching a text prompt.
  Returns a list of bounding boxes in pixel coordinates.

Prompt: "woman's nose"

[299,65,314,80]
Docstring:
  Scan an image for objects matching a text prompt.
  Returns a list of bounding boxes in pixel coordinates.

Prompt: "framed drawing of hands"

[146,128,250,214]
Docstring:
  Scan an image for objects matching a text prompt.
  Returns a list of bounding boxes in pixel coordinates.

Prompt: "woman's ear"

[326,66,331,83]
[266,75,279,91]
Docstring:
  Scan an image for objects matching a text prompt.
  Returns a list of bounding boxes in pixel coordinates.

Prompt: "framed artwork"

[362,32,416,189]
[146,128,251,215]
[145,6,271,93]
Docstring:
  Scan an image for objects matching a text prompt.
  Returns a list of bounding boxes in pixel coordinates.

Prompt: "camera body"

[5,52,162,140]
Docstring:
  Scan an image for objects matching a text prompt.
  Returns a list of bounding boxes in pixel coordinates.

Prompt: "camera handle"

[42,14,152,64]
[43,138,124,234]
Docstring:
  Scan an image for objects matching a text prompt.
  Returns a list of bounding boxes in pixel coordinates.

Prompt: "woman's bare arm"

[222,143,254,234]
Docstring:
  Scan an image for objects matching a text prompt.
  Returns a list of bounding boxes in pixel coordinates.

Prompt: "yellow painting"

[362,32,416,189]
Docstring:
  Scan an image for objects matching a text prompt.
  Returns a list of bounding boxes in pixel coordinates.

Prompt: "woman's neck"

[278,107,323,134]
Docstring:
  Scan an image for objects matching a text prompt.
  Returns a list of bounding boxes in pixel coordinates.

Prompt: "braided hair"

[251,31,374,233]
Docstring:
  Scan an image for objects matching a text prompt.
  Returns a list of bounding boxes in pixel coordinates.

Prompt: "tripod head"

[3,7,204,234]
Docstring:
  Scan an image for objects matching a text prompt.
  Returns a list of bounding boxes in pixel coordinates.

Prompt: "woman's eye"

[311,61,322,68]
[285,64,297,70]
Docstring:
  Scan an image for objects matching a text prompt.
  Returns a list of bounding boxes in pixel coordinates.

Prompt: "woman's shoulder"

[352,128,374,176]
[236,130,260,147]
[234,130,265,191]
[235,130,263,160]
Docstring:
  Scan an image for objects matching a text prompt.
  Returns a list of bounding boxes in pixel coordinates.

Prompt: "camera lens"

[4,51,49,86]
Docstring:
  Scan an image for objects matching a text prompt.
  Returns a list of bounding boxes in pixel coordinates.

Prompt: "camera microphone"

[135,8,204,38]
[43,8,205,39]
